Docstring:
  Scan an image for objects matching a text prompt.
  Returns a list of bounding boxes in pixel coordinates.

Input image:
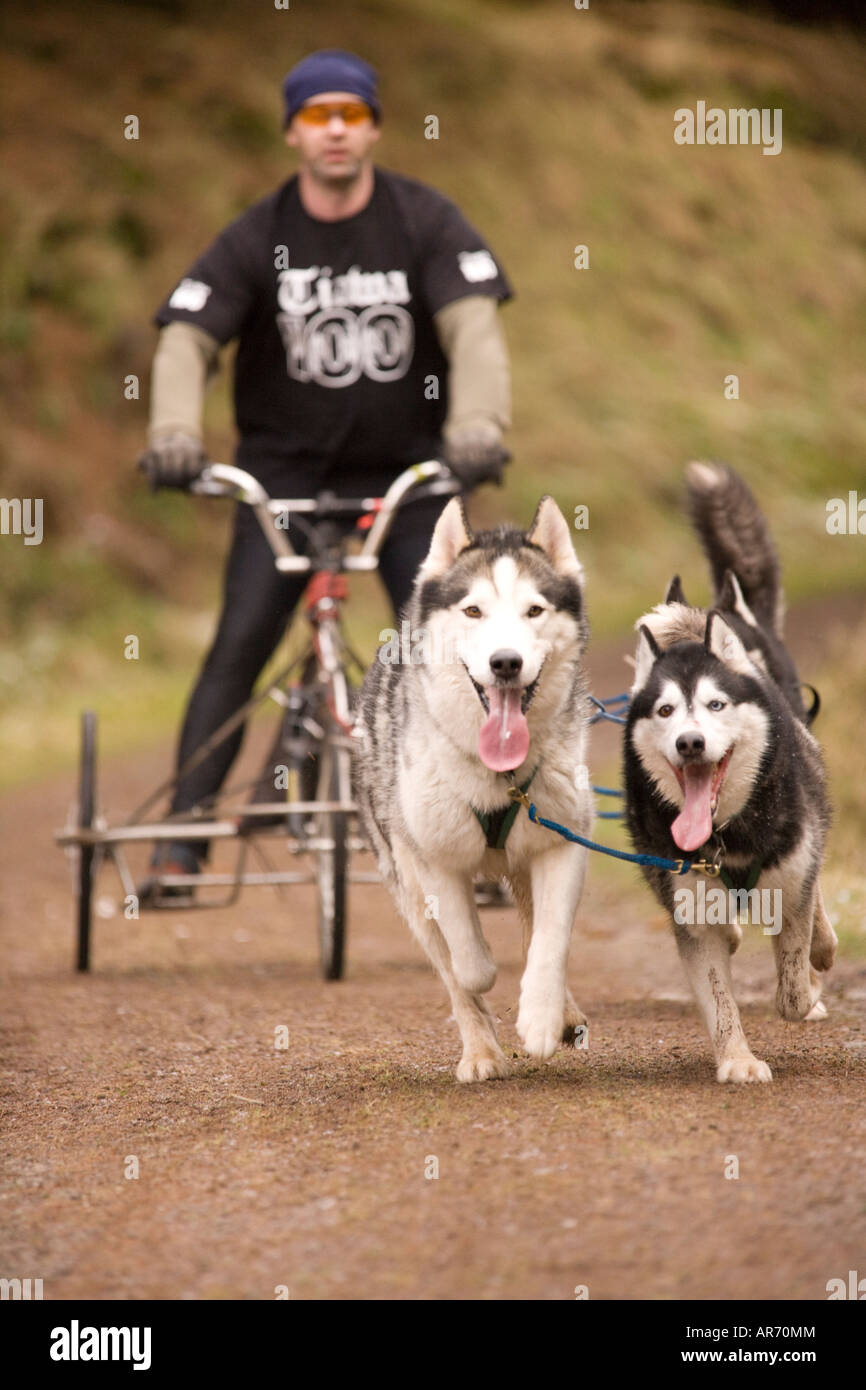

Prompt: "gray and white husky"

[355,496,593,1082]
[624,462,836,1083]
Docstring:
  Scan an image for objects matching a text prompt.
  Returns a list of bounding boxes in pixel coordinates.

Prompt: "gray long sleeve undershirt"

[147,294,510,443]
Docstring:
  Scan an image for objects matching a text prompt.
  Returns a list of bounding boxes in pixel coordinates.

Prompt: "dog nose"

[676,731,706,757]
[489,649,523,679]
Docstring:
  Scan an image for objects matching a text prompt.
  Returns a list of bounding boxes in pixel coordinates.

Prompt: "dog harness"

[504,775,721,876]
[715,858,766,892]
[472,769,537,849]
[497,685,810,880]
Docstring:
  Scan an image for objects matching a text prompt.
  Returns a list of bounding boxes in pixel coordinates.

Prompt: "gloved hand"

[137,431,207,491]
[441,423,510,488]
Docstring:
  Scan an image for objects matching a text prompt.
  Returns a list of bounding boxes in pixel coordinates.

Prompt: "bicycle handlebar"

[188,460,460,573]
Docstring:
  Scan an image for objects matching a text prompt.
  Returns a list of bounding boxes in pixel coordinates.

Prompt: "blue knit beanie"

[282,50,381,129]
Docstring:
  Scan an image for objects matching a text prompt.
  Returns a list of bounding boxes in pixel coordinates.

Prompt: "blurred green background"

[0,1,864,925]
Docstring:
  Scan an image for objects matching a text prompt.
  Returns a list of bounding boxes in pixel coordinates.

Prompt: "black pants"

[165,493,448,859]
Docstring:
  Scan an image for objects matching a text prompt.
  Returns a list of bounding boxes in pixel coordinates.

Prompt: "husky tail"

[686,462,782,635]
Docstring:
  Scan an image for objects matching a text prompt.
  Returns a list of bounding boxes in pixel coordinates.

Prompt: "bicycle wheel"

[76,710,97,972]
[314,739,348,981]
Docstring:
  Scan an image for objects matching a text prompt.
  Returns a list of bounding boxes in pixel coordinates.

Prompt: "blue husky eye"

[708,699,726,711]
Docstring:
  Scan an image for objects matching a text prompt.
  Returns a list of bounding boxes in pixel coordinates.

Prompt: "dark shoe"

[138,842,202,906]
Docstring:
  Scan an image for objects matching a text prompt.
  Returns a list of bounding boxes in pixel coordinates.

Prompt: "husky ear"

[664,574,688,605]
[716,569,739,611]
[704,610,755,675]
[717,569,758,626]
[419,496,474,578]
[632,623,661,693]
[526,496,583,579]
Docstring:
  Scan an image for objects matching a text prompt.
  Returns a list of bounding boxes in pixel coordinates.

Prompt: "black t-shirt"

[154,166,513,495]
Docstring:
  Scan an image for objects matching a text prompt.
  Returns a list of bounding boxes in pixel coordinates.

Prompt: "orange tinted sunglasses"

[296,101,373,126]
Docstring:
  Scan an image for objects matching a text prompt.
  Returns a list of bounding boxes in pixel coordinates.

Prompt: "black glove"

[442,425,510,489]
[137,431,207,491]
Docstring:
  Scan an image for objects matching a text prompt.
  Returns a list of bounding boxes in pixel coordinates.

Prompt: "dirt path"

[2,597,865,1300]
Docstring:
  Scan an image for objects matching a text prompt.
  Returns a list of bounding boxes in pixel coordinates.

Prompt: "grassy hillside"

[1,0,865,788]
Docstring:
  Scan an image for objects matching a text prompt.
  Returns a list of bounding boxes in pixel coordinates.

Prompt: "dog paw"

[563,995,587,1028]
[456,1048,511,1083]
[716,1054,773,1084]
[809,933,837,973]
[804,998,828,1021]
[561,1022,584,1047]
[775,984,815,1022]
[561,990,587,1046]
[561,1014,589,1048]
[517,1007,564,1061]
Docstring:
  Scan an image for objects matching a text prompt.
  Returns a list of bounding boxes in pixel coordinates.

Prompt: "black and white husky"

[624,463,836,1083]
[355,496,593,1082]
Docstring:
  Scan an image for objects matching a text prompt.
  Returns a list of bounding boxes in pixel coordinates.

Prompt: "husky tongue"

[478,687,530,772]
[671,763,715,853]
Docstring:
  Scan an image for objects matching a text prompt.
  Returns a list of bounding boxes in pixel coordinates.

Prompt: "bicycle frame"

[189,458,458,573]
[188,457,459,810]
[57,460,461,918]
